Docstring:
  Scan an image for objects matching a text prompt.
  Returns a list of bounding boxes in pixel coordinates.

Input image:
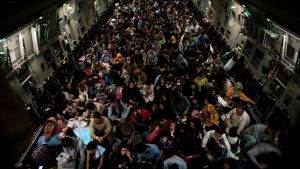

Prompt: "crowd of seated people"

[31,0,284,169]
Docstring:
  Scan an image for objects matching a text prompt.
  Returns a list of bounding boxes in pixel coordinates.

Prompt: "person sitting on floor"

[136,143,162,165]
[221,104,250,135]
[108,99,130,125]
[225,82,255,105]
[86,141,106,169]
[240,121,280,152]
[246,142,282,169]
[61,136,86,169]
[89,112,112,148]
[163,148,187,169]
[109,143,133,169]
[201,126,237,162]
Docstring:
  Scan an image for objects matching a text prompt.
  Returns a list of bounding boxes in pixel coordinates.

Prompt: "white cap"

[227,136,238,145]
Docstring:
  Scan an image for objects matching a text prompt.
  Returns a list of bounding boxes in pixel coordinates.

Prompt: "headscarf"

[44,117,57,141]
[233,82,243,97]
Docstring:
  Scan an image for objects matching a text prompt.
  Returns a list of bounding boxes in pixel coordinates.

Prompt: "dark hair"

[61,137,73,147]
[65,127,75,137]
[214,126,224,135]
[86,102,96,110]
[168,163,179,169]
[211,157,237,169]
[119,141,128,149]
[86,141,97,150]
[191,118,203,131]
[114,99,121,105]
[236,104,245,110]
[229,127,238,137]
[161,70,169,77]
[206,95,216,105]
[136,143,147,154]
[93,112,102,119]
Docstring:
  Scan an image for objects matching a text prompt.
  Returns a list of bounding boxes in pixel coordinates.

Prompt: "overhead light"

[267,18,270,22]
[39,16,43,20]
[208,0,211,5]
[243,11,251,17]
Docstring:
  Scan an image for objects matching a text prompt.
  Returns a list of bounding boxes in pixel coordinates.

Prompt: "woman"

[109,143,133,169]
[160,121,178,151]
[226,82,255,105]
[154,76,167,98]
[122,81,144,105]
[142,122,161,144]
[141,82,155,103]
[38,117,63,146]
[200,96,220,129]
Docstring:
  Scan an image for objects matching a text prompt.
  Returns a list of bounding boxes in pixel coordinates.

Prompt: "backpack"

[116,86,123,100]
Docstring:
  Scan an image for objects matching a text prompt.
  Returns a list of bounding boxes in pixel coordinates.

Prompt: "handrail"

[18,124,44,164]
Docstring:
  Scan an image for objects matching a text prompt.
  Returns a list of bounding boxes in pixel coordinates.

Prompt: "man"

[241,122,280,152]
[109,143,133,169]
[89,112,112,147]
[247,143,282,169]
[108,99,130,124]
[136,143,161,164]
[222,104,250,135]
[163,149,187,169]
[83,102,105,119]
[61,137,86,169]
[201,127,233,161]
[86,141,106,169]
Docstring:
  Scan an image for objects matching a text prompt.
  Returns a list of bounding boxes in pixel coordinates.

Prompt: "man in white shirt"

[222,104,250,135]
[201,127,231,161]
